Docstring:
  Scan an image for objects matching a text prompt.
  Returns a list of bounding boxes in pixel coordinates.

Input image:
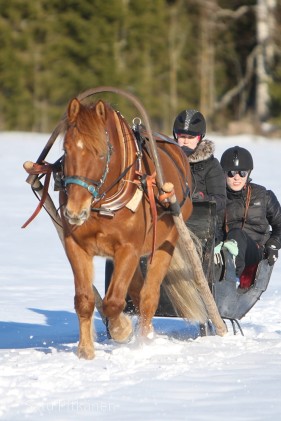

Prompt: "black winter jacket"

[225,182,281,249]
[187,139,226,243]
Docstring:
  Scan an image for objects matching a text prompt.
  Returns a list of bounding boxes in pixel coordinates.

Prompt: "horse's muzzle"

[64,207,90,226]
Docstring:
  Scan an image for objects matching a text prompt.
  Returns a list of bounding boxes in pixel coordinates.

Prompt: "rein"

[242,184,252,229]
[22,161,57,228]
[225,184,252,233]
[133,171,158,262]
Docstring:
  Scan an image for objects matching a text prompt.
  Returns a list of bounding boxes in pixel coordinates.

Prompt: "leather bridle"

[62,130,113,202]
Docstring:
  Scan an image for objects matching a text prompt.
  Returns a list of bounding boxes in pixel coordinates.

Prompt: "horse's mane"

[70,101,113,156]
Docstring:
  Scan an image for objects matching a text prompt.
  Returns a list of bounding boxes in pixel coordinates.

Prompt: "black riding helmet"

[173,109,206,140]
[220,146,253,171]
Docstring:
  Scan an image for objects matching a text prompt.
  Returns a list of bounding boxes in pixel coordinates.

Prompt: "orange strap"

[146,172,158,263]
[22,162,54,228]
[134,171,158,262]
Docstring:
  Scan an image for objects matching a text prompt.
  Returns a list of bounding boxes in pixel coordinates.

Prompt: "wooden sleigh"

[158,201,274,335]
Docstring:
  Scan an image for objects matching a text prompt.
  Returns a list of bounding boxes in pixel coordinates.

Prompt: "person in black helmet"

[220,145,281,285]
[173,109,226,244]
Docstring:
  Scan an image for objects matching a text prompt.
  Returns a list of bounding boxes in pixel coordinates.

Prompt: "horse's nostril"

[64,207,70,219]
[80,210,88,219]
[64,207,89,225]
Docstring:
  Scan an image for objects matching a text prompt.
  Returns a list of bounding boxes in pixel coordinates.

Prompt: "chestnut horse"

[61,98,207,359]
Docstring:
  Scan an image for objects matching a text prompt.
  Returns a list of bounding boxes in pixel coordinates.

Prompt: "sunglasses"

[227,170,248,178]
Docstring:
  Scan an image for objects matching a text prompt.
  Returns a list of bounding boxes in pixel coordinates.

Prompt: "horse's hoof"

[108,313,133,343]
[77,346,95,360]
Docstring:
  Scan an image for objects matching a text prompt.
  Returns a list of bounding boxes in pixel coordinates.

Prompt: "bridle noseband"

[64,175,104,198]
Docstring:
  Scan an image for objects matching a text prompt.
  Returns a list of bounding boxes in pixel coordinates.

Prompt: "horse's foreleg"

[139,246,174,338]
[65,238,95,359]
[75,290,95,359]
[103,247,140,342]
[128,262,145,312]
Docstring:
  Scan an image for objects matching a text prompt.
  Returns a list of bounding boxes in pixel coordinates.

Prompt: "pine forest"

[0,0,280,135]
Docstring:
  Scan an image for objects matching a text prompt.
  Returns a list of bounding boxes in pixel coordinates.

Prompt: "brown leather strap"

[23,161,55,175]
[22,170,52,228]
[134,171,157,262]
[146,172,157,262]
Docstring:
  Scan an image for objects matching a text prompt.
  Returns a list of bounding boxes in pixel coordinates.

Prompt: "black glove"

[265,239,279,266]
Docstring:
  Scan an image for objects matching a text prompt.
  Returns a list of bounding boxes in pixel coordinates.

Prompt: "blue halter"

[64,176,101,198]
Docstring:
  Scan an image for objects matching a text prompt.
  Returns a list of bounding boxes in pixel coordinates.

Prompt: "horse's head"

[62,98,111,226]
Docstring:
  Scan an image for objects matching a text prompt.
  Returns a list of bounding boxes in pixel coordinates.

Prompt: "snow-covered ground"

[1,131,281,421]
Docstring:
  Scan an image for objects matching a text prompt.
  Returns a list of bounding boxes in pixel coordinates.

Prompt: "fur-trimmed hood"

[188,138,215,163]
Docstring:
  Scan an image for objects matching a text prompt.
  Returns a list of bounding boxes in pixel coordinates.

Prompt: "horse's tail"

[162,229,208,323]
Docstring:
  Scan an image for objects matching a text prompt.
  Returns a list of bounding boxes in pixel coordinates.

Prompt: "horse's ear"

[68,98,81,124]
[95,100,107,122]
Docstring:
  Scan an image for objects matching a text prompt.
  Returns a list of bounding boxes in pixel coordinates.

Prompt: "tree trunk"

[256,0,277,122]
[199,0,217,125]
[168,0,188,120]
